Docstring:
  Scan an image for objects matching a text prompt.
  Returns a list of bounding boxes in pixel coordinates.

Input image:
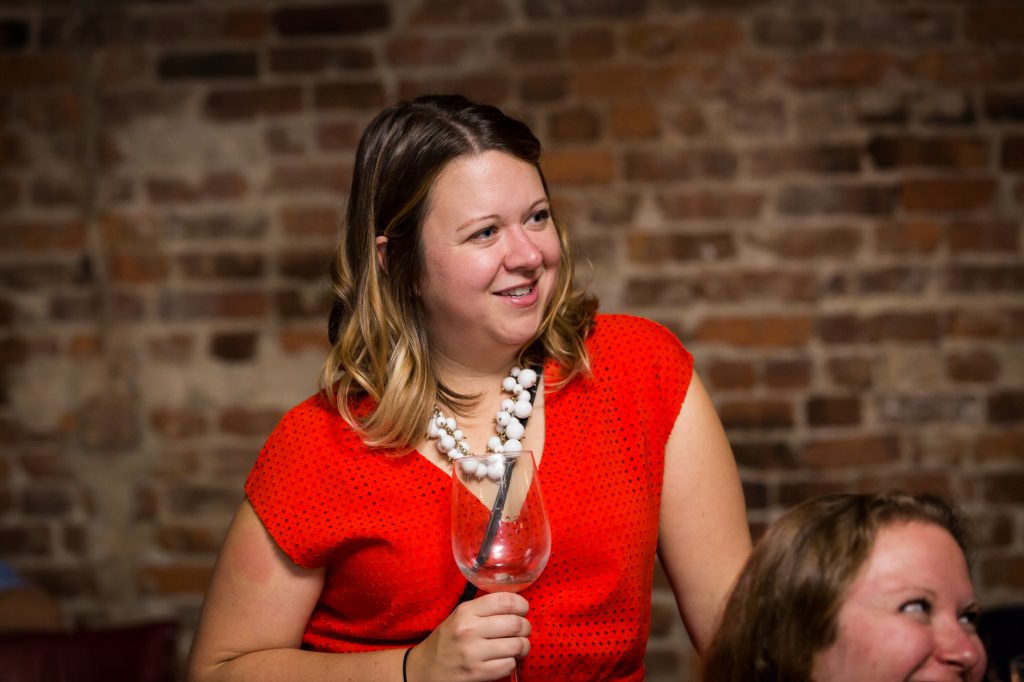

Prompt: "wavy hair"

[701,491,971,682]
[321,94,597,450]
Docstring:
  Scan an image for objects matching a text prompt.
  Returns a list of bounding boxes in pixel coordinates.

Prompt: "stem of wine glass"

[511,659,522,682]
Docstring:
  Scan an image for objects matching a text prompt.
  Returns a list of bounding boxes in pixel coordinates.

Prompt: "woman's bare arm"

[657,372,752,654]
[187,500,529,682]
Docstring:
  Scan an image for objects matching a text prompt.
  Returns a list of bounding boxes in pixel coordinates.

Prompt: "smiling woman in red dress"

[187,95,751,682]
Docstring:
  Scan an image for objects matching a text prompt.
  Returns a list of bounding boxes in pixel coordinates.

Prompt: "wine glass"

[451,450,550,681]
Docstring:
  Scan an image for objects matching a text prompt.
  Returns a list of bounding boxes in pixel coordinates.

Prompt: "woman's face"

[416,150,561,367]
[812,521,986,682]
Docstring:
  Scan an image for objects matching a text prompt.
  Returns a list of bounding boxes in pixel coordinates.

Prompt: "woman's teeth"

[502,286,532,297]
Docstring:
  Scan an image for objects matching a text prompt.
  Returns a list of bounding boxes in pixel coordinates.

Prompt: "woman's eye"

[900,599,931,616]
[471,226,497,240]
[528,209,551,225]
[959,609,980,631]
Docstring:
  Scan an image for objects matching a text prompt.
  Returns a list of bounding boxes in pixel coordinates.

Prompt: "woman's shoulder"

[589,313,688,351]
[585,313,693,377]
[262,391,365,450]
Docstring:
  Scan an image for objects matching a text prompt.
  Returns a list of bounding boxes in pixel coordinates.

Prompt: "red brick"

[224,8,269,40]
[719,399,794,429]
[868,135,989,169]
[778,480,857,506]
[158,51,258,80]
[0,220,86,251]
[801,435,901,468]
[0,54,73,89]
[389,35,480,67]
[30,176,81,207]
[625,148,737,182]
[497,31,562,63]
[947,265,1024,294]
[280,327,330,354]
[983,470,1024,503]
[764,358,812,389]
[0,525,52,555]
[807,396,862,427]
[542,151,614,185]
[155,526,222,554]
[1003,136,1024,170]
[989,392,1024,424]
[575,66,653,99]
[108,249,169,283]
[731,441,799,469]
[316,121,361,151]
[610,102,659,139]
[857,472,954,499]
[834,8,954,48]
[976,429,1024,463]
[177,252,265,280]
[211,332,258,362]
[137,564,213,595]
[549,107,601,143]
[568,28,615,62]
[981,555,1024,590]
[778,183,897,216]
[670,106,708,137]
[695,315,812,347]
[657,190,765,220]
[880,394,979,425]
[520,72,569,103]
[19,92,82,131]
[949,309,1006,338]
[269,162,352,194]
[159,291,269,320]
[856,266,929,295]
[625,18,742,56]
[749,144,860,176]
[278,249,331,280]
[411,0,512,25]
[785,51,891,89]
[948,220,1018,253]
[524,0,647,19]
[203,86,303,120]
[901,179,997,211]
[49,293,145,323]
[748,226,862,260]
[966,4,1024,45]
[272,3,391,35]
[150,408,207,439]
[875,221,942,254]
[269,46,375,73]
[68,334,101,359]
[20,487,75,516]
[753,15,824,48]
[627,232,735,264]
[706,358,756,389]
[280,205,341,238]
[314,81,387,110]
[946,350,1000,383]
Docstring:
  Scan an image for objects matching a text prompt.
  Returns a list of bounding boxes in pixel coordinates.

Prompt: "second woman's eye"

[899,599,932,617]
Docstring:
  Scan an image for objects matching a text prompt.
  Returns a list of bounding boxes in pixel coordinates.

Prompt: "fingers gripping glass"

[451,450,550,680]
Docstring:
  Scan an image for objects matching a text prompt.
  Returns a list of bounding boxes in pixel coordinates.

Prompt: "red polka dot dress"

[245,315,693,681]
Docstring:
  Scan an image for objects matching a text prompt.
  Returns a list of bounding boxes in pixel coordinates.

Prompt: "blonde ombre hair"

[321,95,597,451]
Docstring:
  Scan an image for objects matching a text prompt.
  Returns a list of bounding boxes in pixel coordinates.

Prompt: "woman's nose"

[504,226,543,270]
[934,621,985,672]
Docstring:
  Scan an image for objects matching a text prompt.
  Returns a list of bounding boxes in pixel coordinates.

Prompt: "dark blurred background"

[0,0,1021,679]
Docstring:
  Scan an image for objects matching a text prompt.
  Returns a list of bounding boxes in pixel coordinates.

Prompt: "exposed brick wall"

[1,1,1022,679]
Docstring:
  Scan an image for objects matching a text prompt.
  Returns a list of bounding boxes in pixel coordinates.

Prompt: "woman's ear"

[375,235,387,272]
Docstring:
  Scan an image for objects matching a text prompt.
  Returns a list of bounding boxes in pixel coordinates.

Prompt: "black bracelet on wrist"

[402,646,413,682]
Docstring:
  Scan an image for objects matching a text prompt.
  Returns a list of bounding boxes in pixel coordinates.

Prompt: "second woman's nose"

[933,619,984,673]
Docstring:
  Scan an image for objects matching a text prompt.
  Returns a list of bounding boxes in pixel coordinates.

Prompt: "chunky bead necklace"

[427,366,539,479]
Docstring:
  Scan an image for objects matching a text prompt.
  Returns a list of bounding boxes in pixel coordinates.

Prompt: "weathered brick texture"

[1,2,1021,680]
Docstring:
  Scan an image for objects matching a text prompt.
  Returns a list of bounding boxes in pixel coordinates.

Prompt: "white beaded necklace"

[426,366,538,480]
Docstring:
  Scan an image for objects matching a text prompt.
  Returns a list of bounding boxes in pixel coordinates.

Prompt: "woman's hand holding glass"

[451,450,550,681]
